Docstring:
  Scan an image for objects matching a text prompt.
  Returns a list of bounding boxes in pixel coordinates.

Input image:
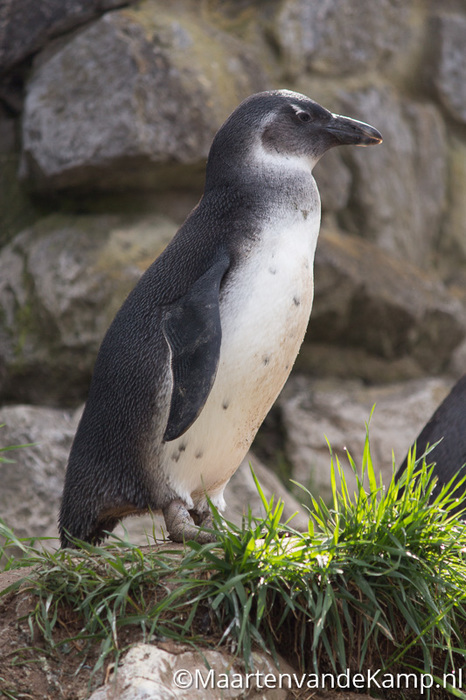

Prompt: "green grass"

[2,424,466,698]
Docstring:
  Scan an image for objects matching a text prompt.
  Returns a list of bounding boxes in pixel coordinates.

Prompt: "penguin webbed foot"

[162,499,217,544]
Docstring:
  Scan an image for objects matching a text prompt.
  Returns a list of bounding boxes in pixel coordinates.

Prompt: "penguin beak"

[326,113,383,147]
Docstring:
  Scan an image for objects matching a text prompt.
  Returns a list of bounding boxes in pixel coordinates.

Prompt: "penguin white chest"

[164,208,320,509]
[219,213,318,403]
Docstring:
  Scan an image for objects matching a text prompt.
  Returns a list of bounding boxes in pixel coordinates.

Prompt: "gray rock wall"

[1,0,466,542]
[1,0,465,404]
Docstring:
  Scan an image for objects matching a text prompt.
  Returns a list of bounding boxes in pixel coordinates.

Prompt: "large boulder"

[299,227,466,380]
[430,13,466,125]
[0,105,37,247]
[0,404,79,546]
[337,88,447,267]
[440,136,466,268]
[89,644,292,700]
[19,0,267,192]
[279,375,454,502]
[271,0,414,79]
[0,0,133,73]
[0,213,176,405]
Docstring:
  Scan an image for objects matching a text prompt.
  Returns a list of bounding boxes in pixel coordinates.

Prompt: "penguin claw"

[195,512,217,544]
[163,499,217,544]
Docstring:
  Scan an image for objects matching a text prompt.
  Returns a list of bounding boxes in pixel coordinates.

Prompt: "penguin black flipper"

[162,251,230,442]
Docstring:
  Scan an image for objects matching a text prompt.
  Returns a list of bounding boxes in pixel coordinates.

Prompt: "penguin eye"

[297,111,312,123]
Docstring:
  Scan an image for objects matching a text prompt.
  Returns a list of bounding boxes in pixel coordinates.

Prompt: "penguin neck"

[205,149,319,217]
[206,134,317,187]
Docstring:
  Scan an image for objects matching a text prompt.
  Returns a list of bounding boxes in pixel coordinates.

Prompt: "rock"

[430,13,466,124]
[0,0,134,73]
[279,375,454,501]
[337,88,447,266]
[301,227,466,377]
[294,343,426,385]
[0,106,37,246]
[20,0,266,192]
[451,338,466,380]
[0,105,15,152]
[89,644,291,700]
[440,136,466,267]
[0,404,78,547]
[0,565,35,593]
[0,212,176,405]
[272,0,413,79]
[313,149,352,214]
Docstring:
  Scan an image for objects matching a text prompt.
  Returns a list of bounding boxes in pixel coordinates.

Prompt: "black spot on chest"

[171,441,188,462]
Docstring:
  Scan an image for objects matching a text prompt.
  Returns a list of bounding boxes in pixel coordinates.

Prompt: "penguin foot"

[163,499,217,544]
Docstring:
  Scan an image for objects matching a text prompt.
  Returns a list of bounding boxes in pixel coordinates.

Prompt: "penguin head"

[206,89,382,184]
[260,90,382,164]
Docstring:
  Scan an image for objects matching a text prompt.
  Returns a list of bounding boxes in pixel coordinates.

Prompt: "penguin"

[59,89,382,547]
[396,375,466,512]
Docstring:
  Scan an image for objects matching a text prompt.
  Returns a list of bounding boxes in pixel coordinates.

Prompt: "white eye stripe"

[290,104,312,121]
